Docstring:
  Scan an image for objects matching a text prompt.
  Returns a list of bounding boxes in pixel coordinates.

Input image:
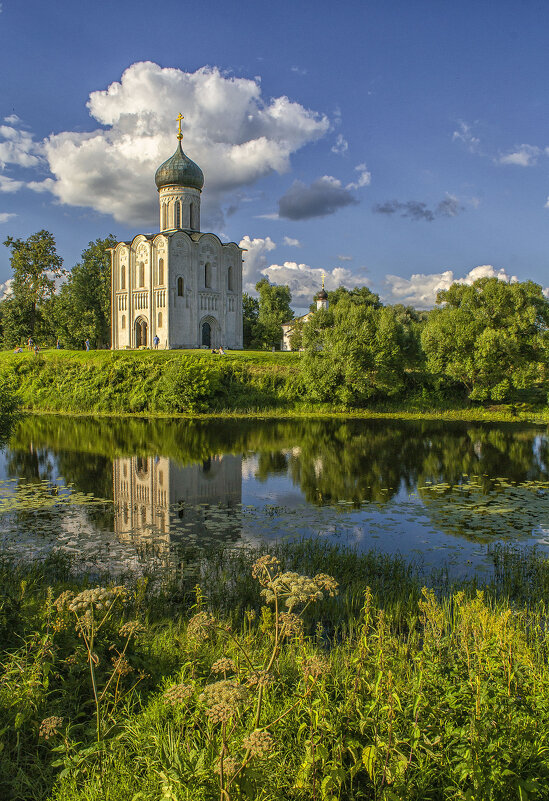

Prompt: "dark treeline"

[2,230,549,406]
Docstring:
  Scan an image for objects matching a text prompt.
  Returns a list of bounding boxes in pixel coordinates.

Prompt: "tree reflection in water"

[2,415,549,559]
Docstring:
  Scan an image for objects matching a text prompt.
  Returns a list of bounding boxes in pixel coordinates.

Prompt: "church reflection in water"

[113,454,242,555]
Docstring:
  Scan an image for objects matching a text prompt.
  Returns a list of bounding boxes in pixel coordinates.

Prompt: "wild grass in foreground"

[1,542,549,800]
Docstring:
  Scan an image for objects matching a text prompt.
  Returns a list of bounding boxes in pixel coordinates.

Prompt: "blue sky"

[1,0,548,309]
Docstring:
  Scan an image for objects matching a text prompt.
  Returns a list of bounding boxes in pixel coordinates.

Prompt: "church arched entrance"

[135,317,148,348]
[202,322,211,347]
[200,315,219,349]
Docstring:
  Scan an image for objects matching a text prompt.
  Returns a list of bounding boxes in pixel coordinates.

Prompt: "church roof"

[155,141,204,191]
[116,231,242,250]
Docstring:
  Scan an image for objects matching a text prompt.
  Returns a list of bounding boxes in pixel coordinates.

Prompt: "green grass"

[2,541,549,800]
[1,349,549,422]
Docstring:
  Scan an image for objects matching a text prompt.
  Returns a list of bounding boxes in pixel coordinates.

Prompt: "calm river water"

[1,415,548,577]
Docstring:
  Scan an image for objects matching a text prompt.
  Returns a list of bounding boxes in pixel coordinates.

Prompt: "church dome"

[316,288,328,301]
[155,141,204,191]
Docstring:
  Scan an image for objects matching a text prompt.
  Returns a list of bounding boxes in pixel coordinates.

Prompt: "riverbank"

[1,540,549,801]
[1,349,548,423]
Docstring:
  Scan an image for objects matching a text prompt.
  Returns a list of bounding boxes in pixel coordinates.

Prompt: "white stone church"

[110,126,243,350]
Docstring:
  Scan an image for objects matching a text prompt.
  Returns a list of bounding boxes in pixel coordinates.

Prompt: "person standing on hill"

[153,335,160,349]
[85,338,90,351]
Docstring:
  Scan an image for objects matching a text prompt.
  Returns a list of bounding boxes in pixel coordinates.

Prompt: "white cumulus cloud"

[0,125,42,168]
[346,163,371,189]
[384,264,518,309]
[262,262,369,306]
[0,176,23,192]
[0,278,13,299]
[239,235,276,293]
[34,62,329,227]
[283,236,301,247]
[498,144,541,166]
[239,234,369,304]
[0,212,16,223]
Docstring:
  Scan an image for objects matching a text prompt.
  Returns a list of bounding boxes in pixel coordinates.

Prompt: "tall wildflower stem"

[254,587,279,732]
[74,610,102,743]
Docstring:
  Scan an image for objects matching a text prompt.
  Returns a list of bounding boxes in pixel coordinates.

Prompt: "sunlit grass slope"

[0,349,302,414]
[1,349,548,420]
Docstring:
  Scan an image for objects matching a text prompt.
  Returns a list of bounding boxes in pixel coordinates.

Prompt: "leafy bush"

[159,357,222,412]
[0,371,19,445]
[301,303,407,406]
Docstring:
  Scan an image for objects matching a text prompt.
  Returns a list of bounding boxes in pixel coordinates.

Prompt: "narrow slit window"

[121,315,126,329]
[174,202,181,229]
[121,265,126,290]
[158,258,164,285]
[228,265,233,291]
[139,262,145,287]
[177,276,184,296]
[205,262,211,288]
[158,311,162,328]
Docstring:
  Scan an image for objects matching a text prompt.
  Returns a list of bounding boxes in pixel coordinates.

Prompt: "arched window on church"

[228,265,234,291]
[158,258,164,285]
[158,311,162,328]
[161,205,167,230]
[121,315,126,329]
[177,276,184,296]
[121,265,125,290]
[189,202,194,228]
[174,201,181,229]
[205,262,211,288]
[139,262,145,287]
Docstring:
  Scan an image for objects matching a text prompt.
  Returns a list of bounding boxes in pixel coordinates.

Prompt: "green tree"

[3,230,63,343]
[301,307,334,350]
[55,236,116,349]
[242,292,262,349]
[389,303,428,368]
[421,277,549,401]
[310,285,381,312]
[288,317,306,350]
[301,299,406,405]
[256,278,293,349]
[0,296,31,348]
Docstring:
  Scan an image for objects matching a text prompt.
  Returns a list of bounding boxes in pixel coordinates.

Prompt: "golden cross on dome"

[176,113,184,140]
[321,271,325,290]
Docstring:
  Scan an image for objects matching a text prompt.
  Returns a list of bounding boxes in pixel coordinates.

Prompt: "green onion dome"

[155,141,204,191]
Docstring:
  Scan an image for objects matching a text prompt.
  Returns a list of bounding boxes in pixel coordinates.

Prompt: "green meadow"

[1,349,548,422]
[2,541,549,801]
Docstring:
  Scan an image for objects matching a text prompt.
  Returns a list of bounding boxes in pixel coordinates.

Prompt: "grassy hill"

[0,349,303,415]
[2,349,548,421]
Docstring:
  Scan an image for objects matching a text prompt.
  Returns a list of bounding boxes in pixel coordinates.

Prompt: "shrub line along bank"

[1,349,549,423]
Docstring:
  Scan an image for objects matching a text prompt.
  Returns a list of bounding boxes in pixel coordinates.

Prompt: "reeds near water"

[1,541,549,800]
